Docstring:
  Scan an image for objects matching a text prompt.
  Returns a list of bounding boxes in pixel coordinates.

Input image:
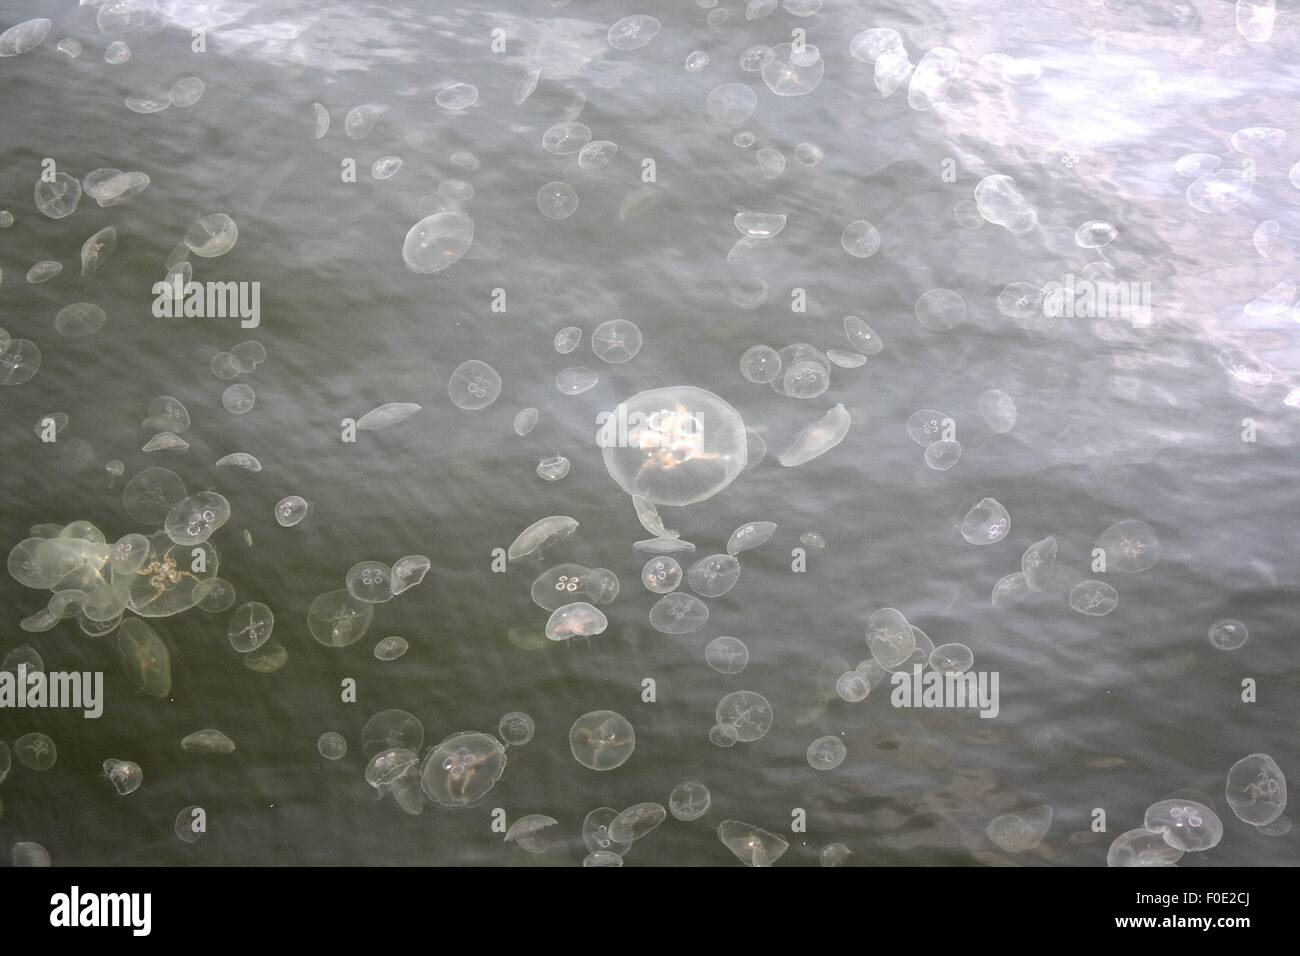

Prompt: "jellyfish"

[718,820,789,866]
[583,807,632,856]
[1021,536,1057,590]
[608,14,659,50]
[545,602,608,641]
[541,122,591,154]
[915,288,966,331]
[686,554,740,598]
[361,710,423,756]
[498,712,535,747]
[118,533,218,618]
[317,732,347,760]
[164,491,231,545]
[726,521,776,556]
[183,213,238,257]
[0,17,51,56]
[513,69,540,105]
[715,690,773,742]
[669,781,712,821]
[357,403,421,431]
[960,498,1010,545]
[740,346,782,384]
[641,556,682,594]
[275,495,311,527]
[706,83,757,124]
[1225,753,1287,826]
[602,386,747,506]
[1096,519,1160,573]
[807,735,847,771]
[610,803,667,844]
[537,182,579,220]
[569,711,635,771]
[536,456,571,482]
[1144,799,1222,852]
[226,602,274,653]
[591,319,642,364]
[866,608,915,668]
[505,815,559,854]
[34,172,81,219]
[307,589,375,646]
[115,619,172,698]
[181,729,235,755]
[578,140,618,169]
[0,338,41,385]
[142,432,189,453]
[403,212,474,274]
[991,573,1031,609]
[14,732,57,770]
[835,670,870,702]
[841,220,881,258]
[365,748,420,791]
[649,592,709,634]
[449,359,501,409]
[347,561,394,604]
[1069,580,1118,616]
[0,741,10,785]
[508,515,579,561]
[705,636,749,675]
[419,732,506,808]
[1106,828,1184,867]
[1207,618,1248,651]
[987,806,1052,852]
[531,563,600,611]
[373,636,408,661]
[435,82,478,110]
[554,327,582,354]
[779,404,851,466]
[930,643,973,675]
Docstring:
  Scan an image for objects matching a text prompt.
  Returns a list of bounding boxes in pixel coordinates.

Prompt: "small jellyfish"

[740,345,782,384]
[403,211,474,273]
[709,722,740,748]
[116,619,172,696]
[1225,753,1287,825]
[27,261,63,284]
[514,407,540,436]
[1144,799,1223,852]
[390,555,431,596]
[578,140,619,170]
[373,636,409,661]
[0,17,51,56]
[807,735,847,771]
[11,842,51,867]
[836,671,870,702]
[1074,220,1117,248]
[357,403,421,431]
[642,556,683,593]
[979,390,1017,433]
[1106,828,1184,867]
[34,172,81,219]
[727,521,776,555]
[570,711,635,771]
[649,592,710,634]
[706,83,757,124]
[589,568,620,605]
[686,554,741,598]
[183,213,238,257]
[608,14,660,51]
[0,338,42,386]
[556,367,599,395]
[227,602,274,653]
[537,181,579,220]
[820,844,851,867]
[164,490,230,545]
[346,562,393,604]
[930,643,973,675]
[362,710,424,755]
[779,404,850,466]
[507,515,578,560]
[317,732,347,760]
[420,732,507,808]
[498,712,535,747]
[583,807,632,856]
[960,498,1010,545]
[505,815,559,854]
[591,319,642,364]
[181,729,235,754]
[1207,618,1248,651]
[715,690,773,742]
[1021,537,1057,590]
[991,572,1031,609]
[705,636,749,675]
[307,589,375,647]
[841,220,881,258]
[1096,519,1160,572]
[669,781,711,821]
[275,495,311,527]
[344,103,387,139]
[102,759,143,795]
[718,819,789,866]
[915,288,966,331]
[14,732,57,770]
[554,327,582,354]
[1069,580,1118,616]
[907,47,960,110]
[449,359,502,410]
[435,83,478,110]
[610,803,667,844]
[866,607,915,668]
[987,806,1052,852]
[545,602,608,641]
[174,806,206,844]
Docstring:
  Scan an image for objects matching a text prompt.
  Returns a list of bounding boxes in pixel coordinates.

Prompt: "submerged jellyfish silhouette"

[419,732,507,807]
[601,386,747,506]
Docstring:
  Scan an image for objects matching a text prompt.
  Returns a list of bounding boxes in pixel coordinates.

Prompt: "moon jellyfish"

[591,319,642,364]
[143,432,189,453]
[366,748,419,792]
[211,352,240,380]
[227,602,274,652]
[608,14,659,50]
[26,261,62,284]
[808,735,847,771]
[512,68,540,105]
[987,806,1052,852]
[80,227,117,276]
[866,608,915,668]
[915,288,966,331]
[686,554,740,598]
[875,48,914,96]
[841,220,881,259]
[1244,280,1296,317]
[733,131,756,148]
[1074,220,1117,249]
[930,643,973,675]
[610,803,667,844]
[14,733,57,770]
[740,346,782,384]
[245,644,287,673]
[504,815,558,854]
[761,42,824,96]
[1021,537,1057,591]
[709,722,740,748]
[345,561,393,604]
[311,102,329,138]
[389,555,430,597]
[531,564,600,610]
[361,710,424,757]
[546,602,608,641]
[116,619,171,698]
[578,140,618,169]
[1107,828,1184,867]
[588,568,620,605]
[978,390,1017,433]
[1187,167,1253,213]
[402,212,473,273]
[120,533,217,617]
[181,729,235,754]
[419,732,507,808]
[1096,519,1160,572]
[508,515,578,560]
[1208,618,1248,651]
[307,589,374,646]
[974,174,1036,232]
[727,521,776,556]
[734,211,786,239]
[706,636,749,675]
[556,367,599,395]
[570,711,635,771]
[755,147,785,179]
[0,17,51,56]
[554,327,582,354]
[370,156,402,180]
[34,172,81,219]
[164,491,230,545]
[172,806,205,844]
[169,77,204,108]
[11,842,51,867]
[513,408,540,437]
[449,359,501,409]
[730,276,768,309]
[1217,348,1272,386]
[779,404,850,466]
[498,712,535,747]
[194,577,236,613]
[836,670,870,702]
[1144,799,1222,852]
[183,213,238,257]
[1225,754,1287,826]
[344,103,386,139]
[143,397,190,433]
[718,820,788,866]
[602,386,747,506]
[996,282,1044,319]
[275,495,311,527]
[317,732,347,760]
[102,759,143,795]
[670,781,711,821]
[850,27,903,63]
[366,635,407,662]
[537,181,579,220]
[583,807,632,856]
[960,498,1010,545]
[908,47,960,110]
[541,122,591,154]
[715,690,773,742]
[642,556,682,593]
[435,82,478,110]
[127,92,169,114]
[923,440,961,471]
[1069,580,1118,616]
[650,592,710,634]
[706,83,757,124]
[54,303,107,339]
[633,496,677,540]
[0,339,41,385]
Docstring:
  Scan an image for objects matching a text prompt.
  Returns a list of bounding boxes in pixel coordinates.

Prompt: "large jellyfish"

[600,386,747,506]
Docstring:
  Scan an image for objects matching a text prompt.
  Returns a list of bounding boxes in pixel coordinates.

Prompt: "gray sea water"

[1,0,1298,866]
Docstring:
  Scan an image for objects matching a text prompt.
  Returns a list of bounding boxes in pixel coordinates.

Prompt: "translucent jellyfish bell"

[669,781,711,821]
[1144,799,1223,852]
[1096,519,1160,572]
[102,759,143,795]
[865,607,915,668]
[601,386,747,506]
[686,554,740,597]
[641,556,682,593]
[498,712,535,746]
[610,803,667,844]
[569,710,635,770]
[705,636,749,674]
[987,806,1052,852]
[718,819,789,866]
[1106,828,1184,867]
[649,592,709,634]
[583,807,632,856]
[419,732,507,807]
[506,815,559,853]
[1225,753,1287,826]
[714,690,773,742]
